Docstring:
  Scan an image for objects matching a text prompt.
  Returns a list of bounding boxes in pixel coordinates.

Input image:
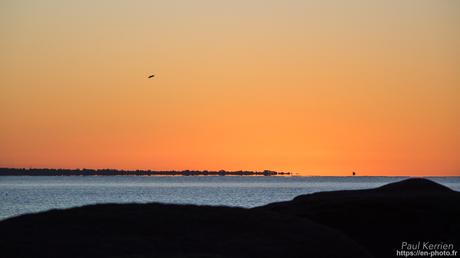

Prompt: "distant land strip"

[0,168,291,176]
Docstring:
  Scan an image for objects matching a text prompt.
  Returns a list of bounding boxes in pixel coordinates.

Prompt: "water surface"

[1,176,459,220]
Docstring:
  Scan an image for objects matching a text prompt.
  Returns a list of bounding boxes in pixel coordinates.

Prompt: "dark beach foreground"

[0,178,459,258]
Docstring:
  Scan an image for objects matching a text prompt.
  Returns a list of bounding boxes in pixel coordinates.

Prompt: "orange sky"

[1,1,459,176]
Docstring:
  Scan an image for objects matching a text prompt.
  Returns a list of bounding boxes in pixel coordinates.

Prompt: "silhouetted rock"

[1,178,458,258]
[258,178,460,258]
[0,204,370,258]
[374,177,454,193]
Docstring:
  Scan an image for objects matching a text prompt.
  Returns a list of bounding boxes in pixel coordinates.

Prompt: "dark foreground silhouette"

[258,178,460,258]
[1,178,459,258]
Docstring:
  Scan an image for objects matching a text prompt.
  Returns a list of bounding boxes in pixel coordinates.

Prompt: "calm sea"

[1,176,459,221]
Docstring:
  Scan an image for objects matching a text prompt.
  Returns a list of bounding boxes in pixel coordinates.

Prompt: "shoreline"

[0,167,290,176]
[1,178,459,258]
[2,168,458,177]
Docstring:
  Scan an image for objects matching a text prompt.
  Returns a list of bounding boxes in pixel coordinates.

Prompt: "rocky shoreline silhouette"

[1,178,458,258]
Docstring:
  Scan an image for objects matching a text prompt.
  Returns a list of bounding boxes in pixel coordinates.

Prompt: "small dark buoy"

[352,171,356,176]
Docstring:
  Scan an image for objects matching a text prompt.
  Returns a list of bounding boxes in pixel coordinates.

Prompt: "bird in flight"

[148,74,155,78]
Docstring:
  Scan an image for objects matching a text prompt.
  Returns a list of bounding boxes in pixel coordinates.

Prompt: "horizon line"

[1,167,458,177]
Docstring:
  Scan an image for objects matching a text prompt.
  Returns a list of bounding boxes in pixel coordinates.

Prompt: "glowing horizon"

[1,1,459,176]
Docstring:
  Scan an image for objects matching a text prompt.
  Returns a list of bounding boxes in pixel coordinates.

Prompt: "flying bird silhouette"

[148,75,155,78]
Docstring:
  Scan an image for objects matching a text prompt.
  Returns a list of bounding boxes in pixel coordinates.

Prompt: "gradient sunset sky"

[1,1,459,176]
